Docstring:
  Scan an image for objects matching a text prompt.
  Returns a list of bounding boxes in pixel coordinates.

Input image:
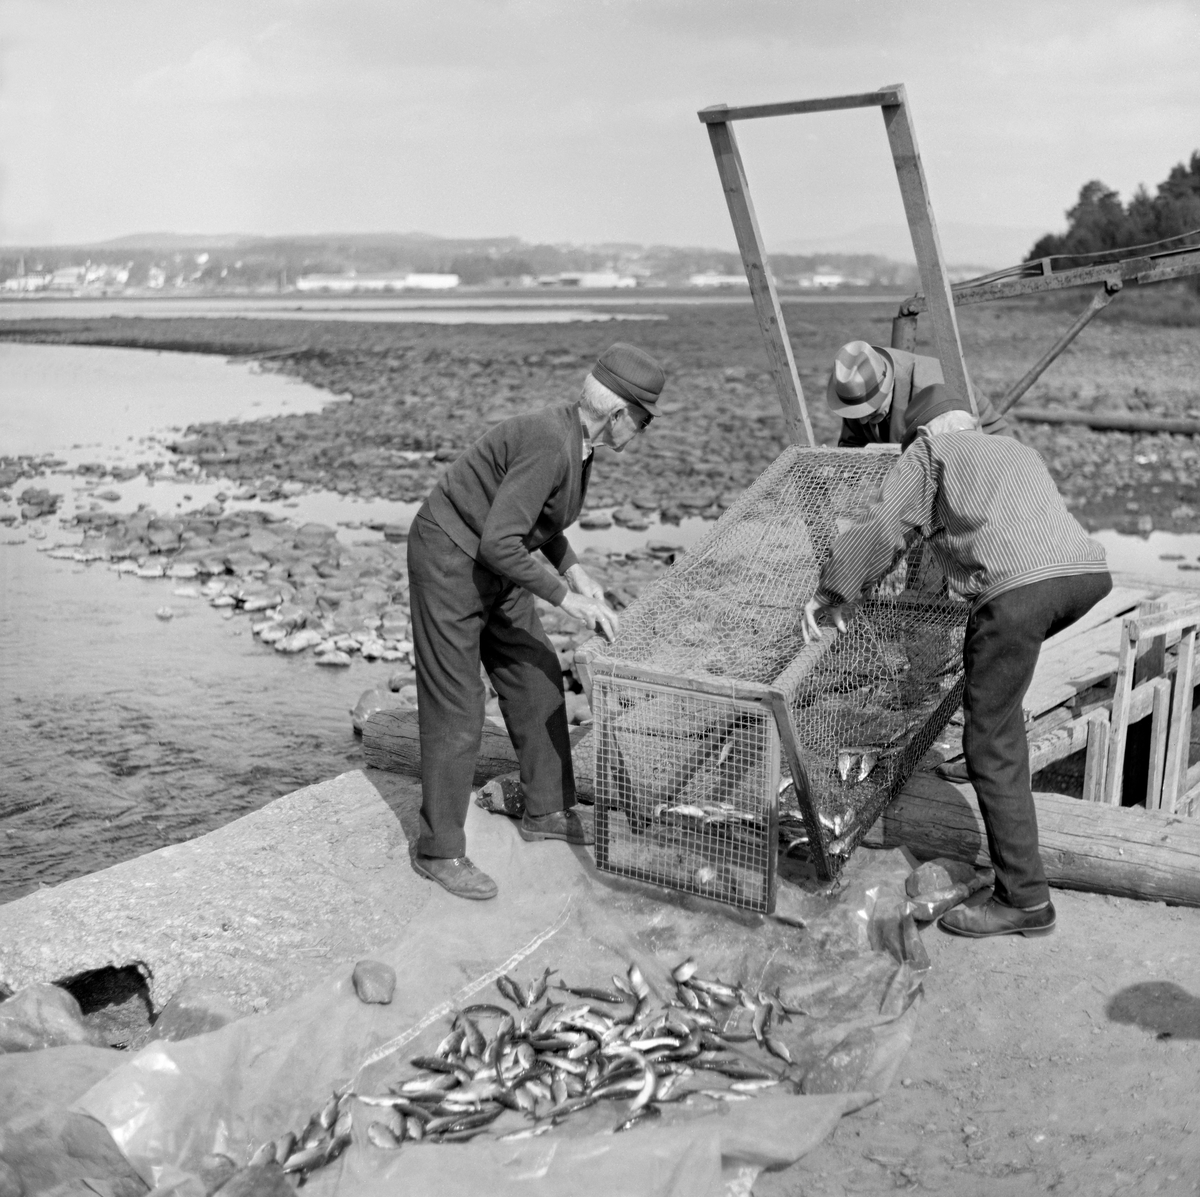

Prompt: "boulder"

[352,960,396,1005]
[150,978,242,1043]
[0,985,108,1053]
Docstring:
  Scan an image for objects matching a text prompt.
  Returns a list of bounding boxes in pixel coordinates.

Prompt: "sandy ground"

[759,886,1200,1196]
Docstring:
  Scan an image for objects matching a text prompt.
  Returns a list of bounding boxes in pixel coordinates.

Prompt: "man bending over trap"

[407,343,664,901]
[803,384,1111,938]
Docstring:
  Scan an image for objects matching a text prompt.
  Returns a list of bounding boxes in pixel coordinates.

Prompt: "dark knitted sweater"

[423,403,592,604]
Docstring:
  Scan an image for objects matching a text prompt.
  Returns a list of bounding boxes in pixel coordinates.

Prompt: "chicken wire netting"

[591,677,780,912]
[588,445,969,894]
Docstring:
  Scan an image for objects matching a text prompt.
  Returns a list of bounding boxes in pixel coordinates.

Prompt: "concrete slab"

[0,769,430,1012]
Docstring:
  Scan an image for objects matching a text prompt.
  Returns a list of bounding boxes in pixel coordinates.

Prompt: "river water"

[2,340,1199,905]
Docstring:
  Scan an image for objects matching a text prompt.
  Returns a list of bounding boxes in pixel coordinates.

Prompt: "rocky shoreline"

[2,299,1200,537]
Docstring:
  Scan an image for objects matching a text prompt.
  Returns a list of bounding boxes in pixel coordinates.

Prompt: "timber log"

[876,771,1200,907]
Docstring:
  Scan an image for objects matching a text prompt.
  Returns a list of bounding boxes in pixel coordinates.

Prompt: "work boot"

[518,809,594,846]
[938,897,1055,938]
[413,855,498,901]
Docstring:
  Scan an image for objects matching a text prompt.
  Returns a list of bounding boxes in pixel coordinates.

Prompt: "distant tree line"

[1027,151,1200,268]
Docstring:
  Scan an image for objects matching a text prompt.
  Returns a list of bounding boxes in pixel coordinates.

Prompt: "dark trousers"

[407,512,575,858]
[963,570,1112,908]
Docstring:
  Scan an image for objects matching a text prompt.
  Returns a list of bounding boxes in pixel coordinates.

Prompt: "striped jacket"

[814,429,1108,611]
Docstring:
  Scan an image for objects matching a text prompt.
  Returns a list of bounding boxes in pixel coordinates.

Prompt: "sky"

[1,0,1198,264]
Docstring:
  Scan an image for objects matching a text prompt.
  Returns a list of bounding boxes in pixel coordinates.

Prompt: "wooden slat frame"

[1082,710,1109,803]
[1161,625,1197,813]
[698,82,976,434]
[704,120,813,447]
[1146,677,1172,810]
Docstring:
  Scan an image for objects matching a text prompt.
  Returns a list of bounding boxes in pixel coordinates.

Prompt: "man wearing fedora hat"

[406,342,665,900]
[827,341,1010,448]
[802,383,1111,938]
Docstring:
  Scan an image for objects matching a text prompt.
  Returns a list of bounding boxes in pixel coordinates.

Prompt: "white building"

[295,272,459,292]
[536,272,637,289]
[688,272,749,287]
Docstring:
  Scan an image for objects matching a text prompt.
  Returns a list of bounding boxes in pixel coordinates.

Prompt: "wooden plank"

[1161,626,1198,813]
[584,654,774,702]
[704,120,813,447]
[1041,586,1143,652]
[696,90,902,124]
[1082,711,1109,803]
[1128,601,1200,642]
[1146,678,1172,809]
[878,770,1200,906]
[1028,714,1092,774]
[1103,622,1139,805]
[1025,619,1125,719]
[879,88,975,419]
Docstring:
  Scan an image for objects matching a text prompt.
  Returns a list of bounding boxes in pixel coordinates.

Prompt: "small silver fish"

[367,1121,404,1150]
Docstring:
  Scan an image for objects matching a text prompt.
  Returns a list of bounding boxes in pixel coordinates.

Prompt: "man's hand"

[564,563,606,602]
[561,591,620,642]
[801,597,848,644]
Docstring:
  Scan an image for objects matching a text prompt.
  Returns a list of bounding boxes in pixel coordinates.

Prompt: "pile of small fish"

[242,959,805,1178]
[350,958,804,1153]
[244,1091,354,1179]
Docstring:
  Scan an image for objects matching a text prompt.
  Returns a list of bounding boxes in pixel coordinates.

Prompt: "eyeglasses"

[619,406,652,431]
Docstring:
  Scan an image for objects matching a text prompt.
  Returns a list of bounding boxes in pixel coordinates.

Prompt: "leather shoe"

[413,855,498,901]
[518,809,594,846]
[938,897,1055,938]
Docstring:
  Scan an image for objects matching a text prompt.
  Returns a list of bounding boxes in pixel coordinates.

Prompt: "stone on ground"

[351,959,396,1005]
[0,985,108,1053]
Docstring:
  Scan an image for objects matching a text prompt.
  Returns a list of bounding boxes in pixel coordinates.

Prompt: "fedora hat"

[825,341,894,419]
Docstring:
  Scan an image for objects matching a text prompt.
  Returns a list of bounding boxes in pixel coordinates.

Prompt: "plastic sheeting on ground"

[76,787,931,1197]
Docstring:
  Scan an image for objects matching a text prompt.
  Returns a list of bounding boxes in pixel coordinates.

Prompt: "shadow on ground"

[1106,980,1200,1039]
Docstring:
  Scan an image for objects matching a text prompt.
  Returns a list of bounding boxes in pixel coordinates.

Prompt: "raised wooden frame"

[698,84,978,442]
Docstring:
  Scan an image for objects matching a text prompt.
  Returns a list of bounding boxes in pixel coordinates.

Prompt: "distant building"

[2,274,50,292]
[48,266,86,290]
[295,272,459,292]
[536,271,637,289]
[688,272,749,287]
[796,270,868,289]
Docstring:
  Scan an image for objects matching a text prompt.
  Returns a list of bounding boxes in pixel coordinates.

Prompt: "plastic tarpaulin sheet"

[77,791,929,1197]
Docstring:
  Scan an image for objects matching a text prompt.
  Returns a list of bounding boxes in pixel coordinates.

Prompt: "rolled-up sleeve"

[814,441,938,607]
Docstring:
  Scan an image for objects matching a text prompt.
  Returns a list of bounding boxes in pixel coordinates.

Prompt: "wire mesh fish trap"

[586,445,969,905]
[592,675,780,912]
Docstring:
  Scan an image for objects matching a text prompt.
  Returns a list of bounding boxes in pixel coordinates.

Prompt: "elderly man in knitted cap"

[407,342,665,900]
[827,340,1010,447]
[802,384,1111,938]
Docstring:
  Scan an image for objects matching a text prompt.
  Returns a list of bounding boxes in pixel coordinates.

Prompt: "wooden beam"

[1146,677,1172,809]
[1082,711,1109,803]
[899,248,1200,313]
[878,770,1200,907]
[1012,408,1200,436]
[1103,621,1140,805]
[879,87,976,418]
[362,707,596,796]
[1161,625,1197,813]
[995,284,1120,416]
[704,120,814,446]
[697,90,903,124]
